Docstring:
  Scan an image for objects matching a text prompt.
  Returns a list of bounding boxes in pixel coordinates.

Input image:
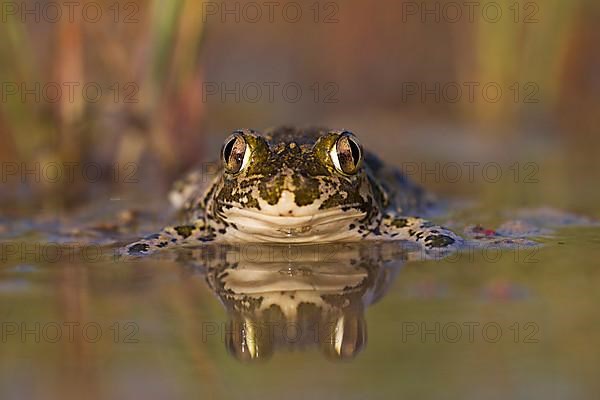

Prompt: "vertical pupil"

[348,138,360,165]
[223,138,237,163]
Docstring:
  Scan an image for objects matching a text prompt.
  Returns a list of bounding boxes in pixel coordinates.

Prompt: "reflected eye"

[330,131,363,175]
[222,133,250,174]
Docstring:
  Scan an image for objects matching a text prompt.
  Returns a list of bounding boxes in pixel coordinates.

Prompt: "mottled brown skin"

[122,126,462,256]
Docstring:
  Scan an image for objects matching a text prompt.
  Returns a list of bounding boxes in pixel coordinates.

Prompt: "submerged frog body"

[124,126,462,255]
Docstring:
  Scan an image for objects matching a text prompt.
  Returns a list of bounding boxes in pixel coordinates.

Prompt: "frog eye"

[222,133,251,174]
[330,131,363,175]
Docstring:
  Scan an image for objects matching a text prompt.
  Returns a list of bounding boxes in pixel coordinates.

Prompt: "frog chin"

[218,191,367,243]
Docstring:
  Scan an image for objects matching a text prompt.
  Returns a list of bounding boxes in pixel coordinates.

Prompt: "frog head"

[209,127,385,242]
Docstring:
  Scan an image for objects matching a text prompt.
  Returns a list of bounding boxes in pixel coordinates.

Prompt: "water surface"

[1,208,599,399]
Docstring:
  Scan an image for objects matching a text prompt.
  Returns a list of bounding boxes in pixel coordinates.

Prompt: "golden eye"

[222,132,250,174]
[330,131,363,175]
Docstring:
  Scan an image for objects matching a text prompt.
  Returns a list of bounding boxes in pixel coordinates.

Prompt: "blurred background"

[1,0,599,216]
[1,2,600,400]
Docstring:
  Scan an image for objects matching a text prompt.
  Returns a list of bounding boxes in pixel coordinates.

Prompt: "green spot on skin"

[392,218,409,228]
[426,234,455,248]
[293,175,320,206]
[175,225,195,238]
[259,176,284,206]
[245,196,260,210]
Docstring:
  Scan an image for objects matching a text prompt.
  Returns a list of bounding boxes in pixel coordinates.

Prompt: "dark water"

[1,206,599,399]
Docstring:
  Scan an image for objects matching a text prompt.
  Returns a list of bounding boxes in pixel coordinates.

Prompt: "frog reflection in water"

[123,126,462,255]
[179,242,406,361]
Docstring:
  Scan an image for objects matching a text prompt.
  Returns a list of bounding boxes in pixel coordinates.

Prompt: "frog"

[122,126,463,256]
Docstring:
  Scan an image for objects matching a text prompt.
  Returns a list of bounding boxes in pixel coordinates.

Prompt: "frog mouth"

[217,202,367,241]
[223,205,364,229]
